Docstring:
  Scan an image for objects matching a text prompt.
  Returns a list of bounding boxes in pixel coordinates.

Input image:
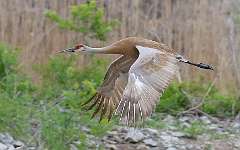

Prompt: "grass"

[0,43,114,149]
[0,42,239,149]
[156,81,240,118]
[145,114,166,129]
[181,120,206,139]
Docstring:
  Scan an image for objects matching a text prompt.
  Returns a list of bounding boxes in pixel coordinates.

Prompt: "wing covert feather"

[82,55,136,122]
[115,46,178,126]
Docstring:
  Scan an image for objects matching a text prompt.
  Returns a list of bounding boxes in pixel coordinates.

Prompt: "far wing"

[82,55,136,122]
[115,46,178,126]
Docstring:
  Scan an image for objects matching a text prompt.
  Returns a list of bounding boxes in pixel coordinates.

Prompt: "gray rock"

[208,124,219,130]
[86,134,94,139]
[13,141,24,149]
[179,116,191,122]
[0,143,7,150]
[168,125,177,130]
[142,128,158,136]
[104,139,117,144]
[105,144,118,150]
[86,139,97,146]
[27,147,36,150]
[163,115,175,125]
[171,132,185,137]
[234,142,240,148]
[7,145,15,150]
[232,122,240,129]
[181,122,191,128]
[167,147,177,150]
[200,116,211,124]
[143,139,158,147]
[118,127,128,133]
[194,145,202,150]
[125,130,145,143]
[70,144,78,150]
[0,133,14,144]
[178,145,187,150]
[107,131,118,135]
[136,144,150,150]
[81,126,90,133]
[186,145,195,150]
[72,141,81,145]
[160,134,179,143]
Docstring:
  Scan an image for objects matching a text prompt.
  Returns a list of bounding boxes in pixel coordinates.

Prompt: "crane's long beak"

[56,47,76,53]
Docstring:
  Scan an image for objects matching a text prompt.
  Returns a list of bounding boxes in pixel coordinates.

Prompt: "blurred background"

[0,0,240,150]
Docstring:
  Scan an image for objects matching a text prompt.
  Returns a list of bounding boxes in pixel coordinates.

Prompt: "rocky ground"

[86,114,240,150]
[100,115,240,150]
[0,133,25,150]
[1,114,240,150]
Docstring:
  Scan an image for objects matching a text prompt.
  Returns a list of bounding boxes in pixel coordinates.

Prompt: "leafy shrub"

[0,43,36,138]
[44,0,117,41]
[156,82,189,114]
[35,54,113,149]
[0,43,113,149]
[156,81,240,117]
[40,1,118,148]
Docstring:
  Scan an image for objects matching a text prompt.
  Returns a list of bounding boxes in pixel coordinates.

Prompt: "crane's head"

[57,44,86,53]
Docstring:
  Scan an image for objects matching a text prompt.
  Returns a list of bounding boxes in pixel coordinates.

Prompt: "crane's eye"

[75,44,84,49]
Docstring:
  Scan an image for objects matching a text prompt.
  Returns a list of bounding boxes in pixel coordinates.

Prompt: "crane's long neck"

[84,45,117,54]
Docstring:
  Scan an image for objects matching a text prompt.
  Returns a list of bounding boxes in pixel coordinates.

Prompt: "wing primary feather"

[108,100,114,122]
[81,93,97,107]
[85,94,100,111]
[99,97,110,122]
[91,95,104,119]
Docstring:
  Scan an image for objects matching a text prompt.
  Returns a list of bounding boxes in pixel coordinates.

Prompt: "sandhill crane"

[59,37,213,126]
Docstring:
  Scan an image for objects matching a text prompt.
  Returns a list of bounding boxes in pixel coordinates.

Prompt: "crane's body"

[60,37,213,126]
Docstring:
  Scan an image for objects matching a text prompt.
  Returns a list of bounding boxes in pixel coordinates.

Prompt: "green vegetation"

[0,43,35,137]
[37,54,115,150]
[0,0,239,149]
[145,114,166,129]
[180,120,206,139]
[156,81,240,117]
[155,82,189,114]
[44,0,117,41]
[0,42,237,148]
[0,43,115,149]
[1,1,117,149]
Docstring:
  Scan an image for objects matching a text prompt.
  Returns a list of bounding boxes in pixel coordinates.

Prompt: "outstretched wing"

[82,55,136,122]
[115,46,178,126]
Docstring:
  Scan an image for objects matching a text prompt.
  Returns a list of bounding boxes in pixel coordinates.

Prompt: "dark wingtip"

[81,93,97,107]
